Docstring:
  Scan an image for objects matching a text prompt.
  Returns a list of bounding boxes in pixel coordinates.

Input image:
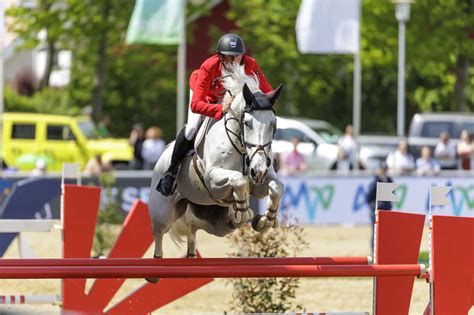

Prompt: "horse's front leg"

[206,167,253,228]
[251,174,284,233]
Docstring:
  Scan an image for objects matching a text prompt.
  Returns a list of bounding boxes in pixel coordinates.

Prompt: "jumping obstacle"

[0,184,472,314]
[0,262,425,279]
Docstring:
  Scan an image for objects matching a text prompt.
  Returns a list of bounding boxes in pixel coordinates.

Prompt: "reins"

[223,90,273,176]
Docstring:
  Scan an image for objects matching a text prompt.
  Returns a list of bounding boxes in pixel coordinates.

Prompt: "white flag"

[296,0,360,54]
[430,186,452,206]
[376,182,400,202]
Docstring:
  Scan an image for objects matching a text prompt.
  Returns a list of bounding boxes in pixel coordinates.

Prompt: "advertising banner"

[261,175,474,225]
[2,174,473,225]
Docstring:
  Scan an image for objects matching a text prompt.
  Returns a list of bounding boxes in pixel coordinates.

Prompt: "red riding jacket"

[189,54,272,120]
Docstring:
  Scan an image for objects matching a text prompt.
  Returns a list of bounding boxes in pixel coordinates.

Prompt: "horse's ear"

[266,84,284,106]
[242,83,253,105]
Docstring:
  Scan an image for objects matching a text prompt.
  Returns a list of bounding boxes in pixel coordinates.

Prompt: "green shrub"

[4,85,80,115]
[226,215,309,313]
[92,172,125,257]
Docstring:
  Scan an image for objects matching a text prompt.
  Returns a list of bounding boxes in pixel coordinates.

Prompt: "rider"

[156,33,273,196]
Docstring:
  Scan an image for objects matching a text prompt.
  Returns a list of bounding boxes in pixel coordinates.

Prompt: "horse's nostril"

[251,168,256,178]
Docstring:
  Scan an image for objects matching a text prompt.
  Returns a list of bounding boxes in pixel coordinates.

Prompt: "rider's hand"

[222,97,234,114]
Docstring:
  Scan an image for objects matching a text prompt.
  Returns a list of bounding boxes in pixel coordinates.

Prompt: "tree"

[7,0,67,90]
[227,0,473,133]
[7,0,473,136]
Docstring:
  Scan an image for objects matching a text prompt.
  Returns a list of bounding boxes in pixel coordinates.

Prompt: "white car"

[273,117,339,170]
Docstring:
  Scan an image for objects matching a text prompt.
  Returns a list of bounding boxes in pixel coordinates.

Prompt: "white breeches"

[184,89,203,140]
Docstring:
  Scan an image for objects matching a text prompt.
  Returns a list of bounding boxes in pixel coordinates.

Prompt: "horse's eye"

[244,120,252,128]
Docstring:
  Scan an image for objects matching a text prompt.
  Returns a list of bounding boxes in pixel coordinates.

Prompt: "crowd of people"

[276,124,474,176]
[74,116,473,177]
[384,130,472,175]
[128,123,166,171]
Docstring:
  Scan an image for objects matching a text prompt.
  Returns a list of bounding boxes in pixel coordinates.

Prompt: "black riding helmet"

[216,33,246,56]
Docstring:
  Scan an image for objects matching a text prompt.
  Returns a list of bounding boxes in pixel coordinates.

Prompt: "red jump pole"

[0,256,371,267]
[0,264,425,279]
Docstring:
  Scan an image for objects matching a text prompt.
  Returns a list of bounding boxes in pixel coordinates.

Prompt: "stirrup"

[156,172,177,196]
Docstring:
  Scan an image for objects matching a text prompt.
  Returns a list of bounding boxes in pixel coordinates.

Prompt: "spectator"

[97,115,112,138]
[142,127,166,170]
[84,154,113,176]
[81,105,93,117]
[416,146,441,176]
[31,159,47,177]
[434,131,456,169]
[366,162,393,253]
[457,129,472,170]
[337,124,358,171]
[386,140,415,175]
[281,138,307,174]
[129,123,146,170]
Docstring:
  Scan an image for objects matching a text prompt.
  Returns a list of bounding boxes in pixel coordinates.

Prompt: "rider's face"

[221,54,243,66]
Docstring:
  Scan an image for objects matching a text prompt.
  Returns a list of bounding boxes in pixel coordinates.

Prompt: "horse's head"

[240,83,283,184]
[221,64,283,184]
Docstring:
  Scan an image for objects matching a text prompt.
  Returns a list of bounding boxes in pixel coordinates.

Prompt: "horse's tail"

[168,221,186,247]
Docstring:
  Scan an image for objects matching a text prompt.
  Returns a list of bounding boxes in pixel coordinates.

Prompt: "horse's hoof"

[144,254,162,284]
[251,214,264,231]
[145,277,160,284]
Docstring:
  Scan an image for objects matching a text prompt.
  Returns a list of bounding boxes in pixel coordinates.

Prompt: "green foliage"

[226,217,308,313]
[227,0,474,133]
[6,0,67,48]
[4,85,80,115]
[418,250,429,264]
[7,0,473,136]
[92,172,124,257]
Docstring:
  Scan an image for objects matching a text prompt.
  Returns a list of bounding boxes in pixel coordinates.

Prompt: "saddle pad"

[194,116,213,151]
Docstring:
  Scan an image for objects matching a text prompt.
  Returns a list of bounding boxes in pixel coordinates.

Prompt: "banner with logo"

[260,175,474,225]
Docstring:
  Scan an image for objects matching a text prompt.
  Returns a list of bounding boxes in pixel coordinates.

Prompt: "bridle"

[224,90,275,176]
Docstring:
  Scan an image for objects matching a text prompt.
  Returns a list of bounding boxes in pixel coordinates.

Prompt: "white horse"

[148,64,284,262]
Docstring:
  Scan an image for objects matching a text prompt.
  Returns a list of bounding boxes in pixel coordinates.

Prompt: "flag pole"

[372,181,379,315]
[428,186,434,315]
[352,1,361,170]
[176,0,186,135]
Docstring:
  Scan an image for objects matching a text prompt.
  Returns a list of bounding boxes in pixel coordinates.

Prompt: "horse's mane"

[221,64,260,97]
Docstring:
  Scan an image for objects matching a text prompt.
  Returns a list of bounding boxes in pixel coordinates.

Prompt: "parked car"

[0,112,133,171]
[358,135,403,171]
[408,112,474,169]
[273,117,339,170]
[285,117,342,144]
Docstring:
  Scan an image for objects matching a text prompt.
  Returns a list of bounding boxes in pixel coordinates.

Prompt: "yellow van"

[0,112,133,171]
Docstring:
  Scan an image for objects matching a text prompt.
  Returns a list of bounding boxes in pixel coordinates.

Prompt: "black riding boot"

[156,127,194,196]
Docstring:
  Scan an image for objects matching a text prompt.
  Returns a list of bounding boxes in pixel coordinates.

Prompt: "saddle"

[189,116,223,202]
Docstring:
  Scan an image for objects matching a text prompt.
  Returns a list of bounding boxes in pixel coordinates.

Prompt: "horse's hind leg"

[153,232,164,258]
[145,232,164,284]
[186,228,197,258]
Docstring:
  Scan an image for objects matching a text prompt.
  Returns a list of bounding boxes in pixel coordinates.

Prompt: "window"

[420,122,453,138]
[12,124,35,139]
[458,122,474,138]
[312,127,340,144]
[47,125,75,141]
[275,128,314,144]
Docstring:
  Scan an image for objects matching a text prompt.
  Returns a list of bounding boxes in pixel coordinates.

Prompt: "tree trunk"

[38,40,56,90]
[454,55,469,112]
[92,0,111,123]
